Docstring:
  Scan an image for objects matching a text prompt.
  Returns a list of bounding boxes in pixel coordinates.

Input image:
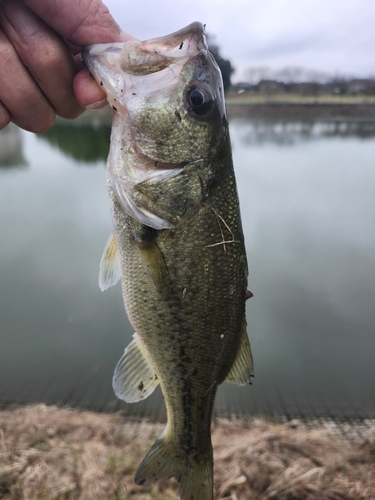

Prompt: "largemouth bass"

[83,22,253,500]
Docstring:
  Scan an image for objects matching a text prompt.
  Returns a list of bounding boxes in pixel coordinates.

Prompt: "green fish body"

[83,22,253,500]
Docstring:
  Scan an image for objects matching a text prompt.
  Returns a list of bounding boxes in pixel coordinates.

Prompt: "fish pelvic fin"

[99,233,121,291]
[135,433,213,500]
[225,317,254,385]
[113,333,159,402]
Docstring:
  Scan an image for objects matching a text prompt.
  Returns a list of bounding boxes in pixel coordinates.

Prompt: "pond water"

[1,114,374,418]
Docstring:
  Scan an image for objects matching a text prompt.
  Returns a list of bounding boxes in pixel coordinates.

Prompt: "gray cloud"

[104,0,375,79]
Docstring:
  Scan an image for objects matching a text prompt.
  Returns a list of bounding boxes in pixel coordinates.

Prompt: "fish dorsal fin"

[113,333,159,403]
[136,236,173,299]
[99,233,121,291]
[225,319,254,385]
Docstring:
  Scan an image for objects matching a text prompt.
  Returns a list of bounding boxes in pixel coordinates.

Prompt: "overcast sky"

[103,0,374,82]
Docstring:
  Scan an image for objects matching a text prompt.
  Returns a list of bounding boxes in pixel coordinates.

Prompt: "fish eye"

[186,86,214,116]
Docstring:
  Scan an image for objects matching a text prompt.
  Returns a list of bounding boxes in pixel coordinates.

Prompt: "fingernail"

[85,98,108,110]
[2,2,41,37]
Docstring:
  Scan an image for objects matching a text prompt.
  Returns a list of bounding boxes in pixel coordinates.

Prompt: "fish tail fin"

[179,454,213,500]
[135,433,213,500]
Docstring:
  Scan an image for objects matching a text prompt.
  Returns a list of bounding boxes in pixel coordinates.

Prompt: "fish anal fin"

[225,319,254,385]
[136,236,173,298]
[99,233,121,291]
[135,434,213,500]
[113,333,159,403]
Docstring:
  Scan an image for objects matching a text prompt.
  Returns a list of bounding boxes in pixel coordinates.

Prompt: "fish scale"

[83,21,254,500]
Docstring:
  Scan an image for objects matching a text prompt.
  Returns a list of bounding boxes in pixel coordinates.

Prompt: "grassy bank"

[0,405,374,499]
[225,92,375,106]
[224,92,375,120]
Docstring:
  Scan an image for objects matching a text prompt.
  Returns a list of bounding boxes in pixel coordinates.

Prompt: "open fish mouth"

[83,22,207,77]
[82,22,224,230]
[82,22,209,173]
[82,22,207,113]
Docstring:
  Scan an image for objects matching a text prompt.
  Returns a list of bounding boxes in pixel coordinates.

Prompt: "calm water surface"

[1,116,374,417]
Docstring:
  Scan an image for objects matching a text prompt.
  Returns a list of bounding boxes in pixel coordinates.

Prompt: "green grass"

[226,91,375,105]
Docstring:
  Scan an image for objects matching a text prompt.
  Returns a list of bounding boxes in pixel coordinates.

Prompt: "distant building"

[347,79,375,95]
[232,82,255,92]
[292,82,320,95]
[257,80,285,94]
[234,75,375,96]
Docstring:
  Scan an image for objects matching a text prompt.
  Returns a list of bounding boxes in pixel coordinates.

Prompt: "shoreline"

[1,404,374,499]
[226,102,375,119]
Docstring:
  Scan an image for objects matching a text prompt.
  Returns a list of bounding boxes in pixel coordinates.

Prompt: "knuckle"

[41,44,64,69]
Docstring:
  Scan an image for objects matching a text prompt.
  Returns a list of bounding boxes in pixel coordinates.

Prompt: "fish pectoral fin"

[136,236,173,298]
[99,233,121,291]
[225,318,254,385]
[113,333,159,403]
[135,434,213,500]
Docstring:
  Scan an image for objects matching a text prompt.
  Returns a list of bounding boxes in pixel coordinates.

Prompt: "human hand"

[0,0,136,132]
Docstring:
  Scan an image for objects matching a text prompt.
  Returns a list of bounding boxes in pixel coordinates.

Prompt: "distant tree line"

[233,78,375,95]
[235,65,375,95]
[195,42,375,96]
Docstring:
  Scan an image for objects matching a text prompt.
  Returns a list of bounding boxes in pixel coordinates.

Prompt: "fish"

[82,22,254,500]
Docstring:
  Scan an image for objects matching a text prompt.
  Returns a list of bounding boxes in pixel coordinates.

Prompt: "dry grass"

[0,405,374,500]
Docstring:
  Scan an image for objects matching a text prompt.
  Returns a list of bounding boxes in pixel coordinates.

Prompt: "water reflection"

[35,118,375,161]
[38,122,111,163]
[0,116,374,417]
[237,119,375,146]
